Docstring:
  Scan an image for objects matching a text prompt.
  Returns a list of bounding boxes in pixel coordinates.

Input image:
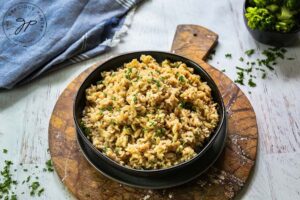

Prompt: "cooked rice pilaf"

[81,55,219,169]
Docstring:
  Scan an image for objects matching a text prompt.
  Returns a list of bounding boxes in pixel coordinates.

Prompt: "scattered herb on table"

[248,79,257,87]
[225,53,232,58]
[29,181,44,197]
[26,176,31,183]
[236,66,245,71]
[37,188,44,196]
[245,49,255,57]
[45,159,54,172]
[209,47,294,88]
[0,149,53,199]
[0,160,18,200]
[245,67,253,74]
[234,71,245,85]
[2,149,8,154]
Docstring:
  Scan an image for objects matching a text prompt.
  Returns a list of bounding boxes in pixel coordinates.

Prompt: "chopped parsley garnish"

[106,105,113,111]
[225,53,232,58]
[155,128,166,137]
[80,121,91,135]
[37,188,44,196]
[236,66,245,71]
[219,47,293,88]
[245,49,255,57]
[262,50,276,63]
[178,75,185,83]
[149,121,157,127]
[245,67,253,73]
[276,52,284,59]
[0,150,51,199]
[134,75,141,82]
[179,101,195,111]
[45,160,54,172]
[234,71,245,85]
[133,94,137,103]
[125,68,132,79]
[29,181,42,196]
[248,79,257,87]
[0,160,17,200]
[159,77,166,81]
[99,105,113,113]
[151,78,161,88]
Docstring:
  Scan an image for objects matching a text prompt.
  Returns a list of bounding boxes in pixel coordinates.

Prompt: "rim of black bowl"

[73,51,226,173]
[243,0,300,34]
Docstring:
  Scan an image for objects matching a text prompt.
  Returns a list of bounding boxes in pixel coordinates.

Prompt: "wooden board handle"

[171,25,218,61]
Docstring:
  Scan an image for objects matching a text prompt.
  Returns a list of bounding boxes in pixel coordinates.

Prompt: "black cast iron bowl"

[73,51,227,188]
[243,0,300,46]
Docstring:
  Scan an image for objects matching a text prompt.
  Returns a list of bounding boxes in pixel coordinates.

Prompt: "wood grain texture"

[171,25,218,60]
[48,25,258,200]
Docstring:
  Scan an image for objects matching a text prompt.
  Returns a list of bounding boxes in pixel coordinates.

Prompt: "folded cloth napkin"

[0,0,143,89]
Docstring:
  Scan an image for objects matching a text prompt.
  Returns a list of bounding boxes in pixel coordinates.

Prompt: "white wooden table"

[1,0,300,199]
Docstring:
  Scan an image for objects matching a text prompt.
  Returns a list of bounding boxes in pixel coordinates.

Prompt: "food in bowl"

[245,0,300,33]
[80,55,219,170]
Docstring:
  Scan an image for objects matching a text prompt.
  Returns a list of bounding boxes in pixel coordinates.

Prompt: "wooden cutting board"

[49,25,258,200]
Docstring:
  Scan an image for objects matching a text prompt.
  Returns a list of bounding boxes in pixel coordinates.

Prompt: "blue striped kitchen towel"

[0,0,143,89]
